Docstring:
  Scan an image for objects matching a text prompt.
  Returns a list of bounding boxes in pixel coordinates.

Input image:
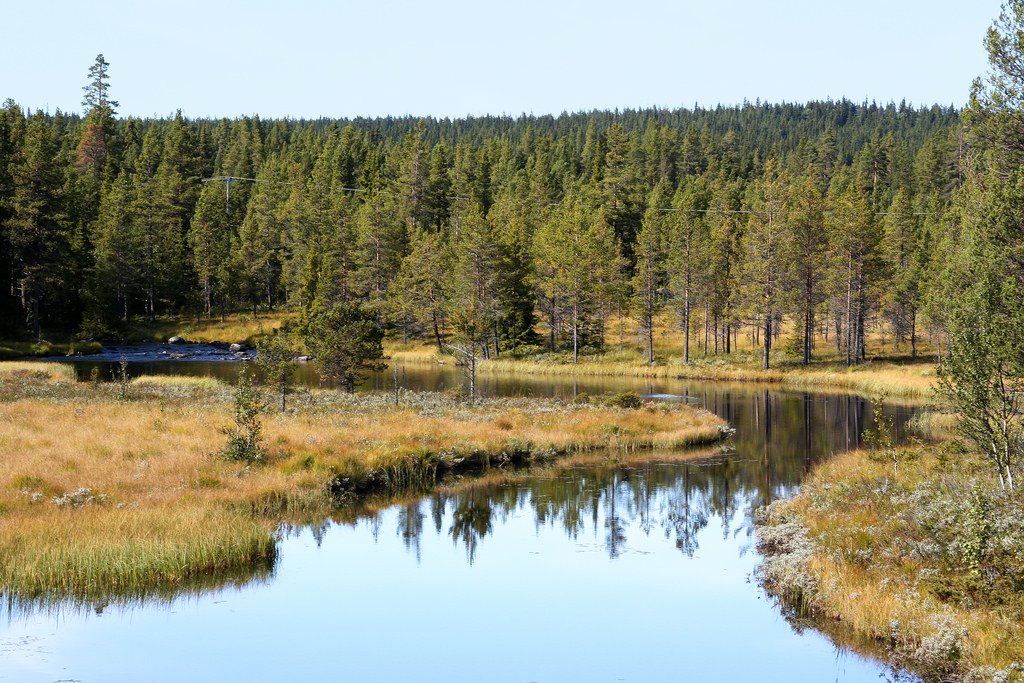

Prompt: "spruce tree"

[7,112,66,340]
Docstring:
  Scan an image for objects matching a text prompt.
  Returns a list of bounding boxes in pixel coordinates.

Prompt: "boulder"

[168,336,185,345]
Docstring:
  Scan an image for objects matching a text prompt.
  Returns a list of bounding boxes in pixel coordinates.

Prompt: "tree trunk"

[433,311,443,353]
[683,285,691,365]
[910,309,917,359]
[549,299,556,353]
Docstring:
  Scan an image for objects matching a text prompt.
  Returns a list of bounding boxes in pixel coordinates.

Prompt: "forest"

[0,55,966,367]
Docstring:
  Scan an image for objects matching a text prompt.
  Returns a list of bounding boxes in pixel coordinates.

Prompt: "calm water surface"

[2,361,912,682]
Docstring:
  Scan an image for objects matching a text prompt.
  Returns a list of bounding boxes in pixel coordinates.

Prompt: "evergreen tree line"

[0,58,966,366]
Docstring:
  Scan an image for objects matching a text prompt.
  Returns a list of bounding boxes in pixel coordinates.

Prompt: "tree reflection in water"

[448,493,494,563]
[343,387,915,565]
[3,385,915,622]
[348,455,732,562]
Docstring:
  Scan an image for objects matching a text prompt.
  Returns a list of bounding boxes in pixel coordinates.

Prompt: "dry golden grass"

[779,362,937,400]
[387,316,939,399]
[131,374,226,390]
[761,446,1024,677]
[0,361,77,381]
[0,369,727,597]
[172,312,296,345]
[392,351,936,399]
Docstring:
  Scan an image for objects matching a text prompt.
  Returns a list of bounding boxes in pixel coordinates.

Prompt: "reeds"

[0,505,276,598]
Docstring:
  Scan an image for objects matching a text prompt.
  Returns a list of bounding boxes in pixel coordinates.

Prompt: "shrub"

[603,391,643,409]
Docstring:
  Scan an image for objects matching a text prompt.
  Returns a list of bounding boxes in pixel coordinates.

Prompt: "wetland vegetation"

[0,361,728,599]
[757,441,1024,681]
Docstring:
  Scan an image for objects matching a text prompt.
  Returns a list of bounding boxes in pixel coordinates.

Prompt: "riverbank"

[756,444,1024,681]
[0,362,729,599]
[3,311,938,399]
[390,347,938,400]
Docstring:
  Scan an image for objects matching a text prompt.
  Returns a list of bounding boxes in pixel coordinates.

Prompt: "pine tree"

[396,122,431,233]
[827,181,884,365]
[154,112,201,311]
[632,185,669,364]
[388,230,450,351]
[786,169,828,365]
[882,188,923,355]
[425,142,453,233]
[354,186,405,311]
[0,100,24,331]
[666,180,710,364]
[740,157,788,369]
[237,160,287,313]
[305,303,385,393]
[449,208,505,358]
[533,195,623,363]
[704,176,743,355]
[77,54,119,183]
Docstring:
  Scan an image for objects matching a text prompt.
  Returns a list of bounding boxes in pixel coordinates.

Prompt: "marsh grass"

[386,328,938,400]
[757,446,1024,679]
[0,371,727,598]
[131,374,226,390]
[0,506,276,598]
[0,360,77,381]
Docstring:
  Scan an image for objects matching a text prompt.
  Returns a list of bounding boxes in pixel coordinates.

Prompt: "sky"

[1,0,1003,121]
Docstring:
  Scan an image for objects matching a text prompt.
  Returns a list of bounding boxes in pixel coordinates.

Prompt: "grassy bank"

[757,444,1024,681]
[4,311,937,398]
[0,363,728,599]
[390,346,938,400]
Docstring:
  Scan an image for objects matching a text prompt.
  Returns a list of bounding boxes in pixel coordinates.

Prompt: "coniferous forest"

[0,55,966,367]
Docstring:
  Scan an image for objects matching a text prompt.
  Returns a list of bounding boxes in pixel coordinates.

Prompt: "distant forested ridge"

[0,60,965,366]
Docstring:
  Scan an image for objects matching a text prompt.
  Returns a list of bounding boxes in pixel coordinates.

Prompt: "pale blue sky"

[2,0,1002,120]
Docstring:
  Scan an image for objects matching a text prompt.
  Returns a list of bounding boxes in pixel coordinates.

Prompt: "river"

[0,359,914,682]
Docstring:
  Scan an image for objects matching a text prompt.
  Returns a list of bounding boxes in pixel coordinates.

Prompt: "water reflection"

[2,366,918,682]
[324,385,909,568]
[4,377,906,616]
[2,558,275,622]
